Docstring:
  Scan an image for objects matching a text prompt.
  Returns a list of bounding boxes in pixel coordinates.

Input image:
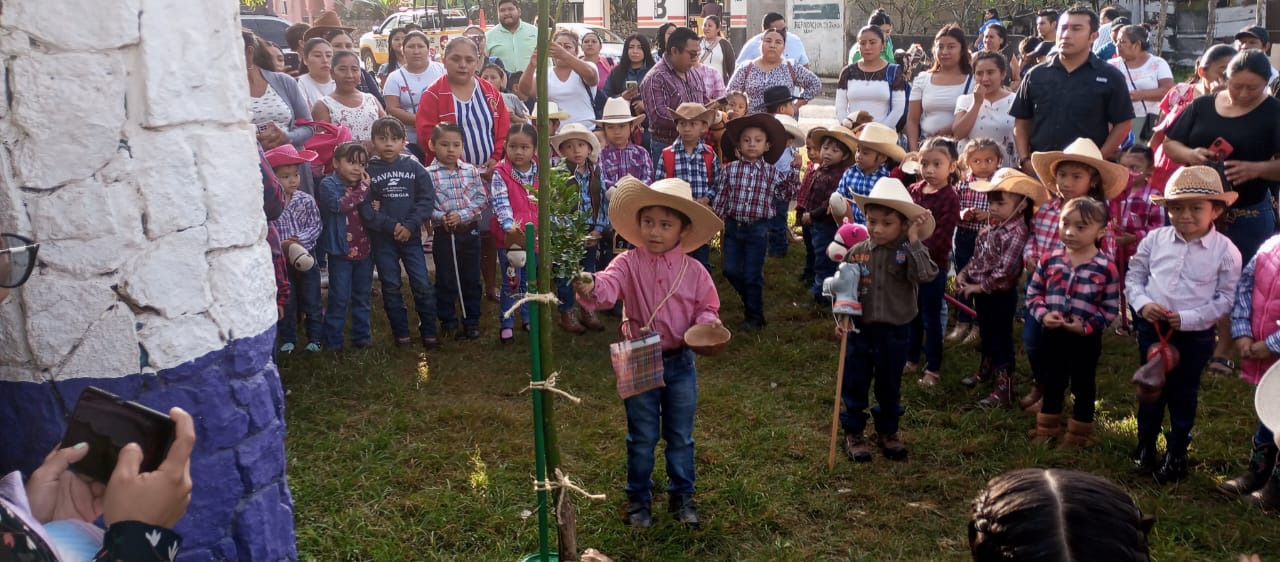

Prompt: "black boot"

[976,369,1014,408]
[625,499,652,528]
[1153,450,1188,484]
[668,494,700,527]
[1219,442,1279,496]
[1249,467,1280,512]
[961,356,992,388]
[1131,435,1159,472]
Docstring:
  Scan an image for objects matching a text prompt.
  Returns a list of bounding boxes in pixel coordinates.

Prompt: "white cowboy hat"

[532,101,570,121]
[969,167,1051,211]
[1256,361,1280,433]
[774,114,805,145]
[851,122,907,162]
[1150,165,1239,207]
[608,176,723,253]
[851,177,935,240]
[1030,137,1129,200]
[592,97,645,126]
[549,122,601,161]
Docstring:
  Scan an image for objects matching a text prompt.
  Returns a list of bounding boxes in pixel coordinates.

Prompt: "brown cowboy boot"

[1028,413,1062,445]
[1060,419,1099,449]
[1019,384,1043,410]
[558,308,586,334]
[578,304,605,331]
[1220,442,1279,496]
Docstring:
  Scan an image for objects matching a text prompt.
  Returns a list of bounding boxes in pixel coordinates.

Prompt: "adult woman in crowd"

[1149,44,1236,191]
[848,9,895,65]
[603,34,654,99]
[1110,25,1173,147]
[953,51,1017,165]
[654,22,676,59]
[976,23,1007,56]
[313,50,385,142]
[581,30,615,89]
[383,31,447,155]
[1162,50,1280,376]
[517,29,599,130]
[245,31,314,151]
[835,24,908,129]
[906,24,973,151]
[320,27,387,110]
[727,28,821,114]
[377,27,408,86]
[296,38,335,108]
[253,38,283,72]
[700,15,736,84]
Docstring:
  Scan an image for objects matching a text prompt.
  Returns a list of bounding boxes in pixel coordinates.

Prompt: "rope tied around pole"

[533,468,607,517]
[521,371,583,404]
[504,292,562,319]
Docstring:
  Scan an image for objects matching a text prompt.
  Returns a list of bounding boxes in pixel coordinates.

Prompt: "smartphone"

[283,51,300,71]
[59,387,175,483]
[1209,137,1234,161]
[625,80,638,91]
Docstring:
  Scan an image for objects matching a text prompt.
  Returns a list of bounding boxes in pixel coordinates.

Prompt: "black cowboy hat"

[760,85,797,110]
[721,112,790,164]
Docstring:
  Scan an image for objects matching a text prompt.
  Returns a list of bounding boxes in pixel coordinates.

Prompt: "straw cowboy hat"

[851,177,936,239]
[969,167,1051,211]
[851,122,907,162]
[671,102,718,125]
[532,101,570,121]
[1256,361,1280,434]
[814,125,859,166]
[1030,137,1129,200]
[774,114,805,145]
[1151,165,1239,207]
[303,11,356,41]
[264,144,318,168]
[549,123,601,161]
[609,176,724,253]
[592,97,646,126]
[721,112,790,164]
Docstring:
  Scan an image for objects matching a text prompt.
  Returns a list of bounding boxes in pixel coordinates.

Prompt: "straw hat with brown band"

[851,122,907,163]
[1030,137,1130,200]
[968,167,1052,212]
[548,123,601,161]
[1150,165,1238,207]
[303,11,356,41]
[671,102,719,126]
[608,176,724,253]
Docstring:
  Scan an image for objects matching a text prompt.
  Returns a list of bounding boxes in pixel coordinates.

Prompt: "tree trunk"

[1154,0,1169,55]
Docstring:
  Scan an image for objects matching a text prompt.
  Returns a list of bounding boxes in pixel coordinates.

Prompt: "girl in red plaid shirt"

[1111,146,1163,334]
[907,137,962,387]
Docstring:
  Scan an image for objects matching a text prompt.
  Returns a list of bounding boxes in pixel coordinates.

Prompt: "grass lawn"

[282,248,1279,561]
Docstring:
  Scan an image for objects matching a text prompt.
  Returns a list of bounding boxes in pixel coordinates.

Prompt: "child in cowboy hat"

[838,177,939,462]
[836,122,906,225]
[595,97,653,186]
[550,122,609,334]
[797,125,856,302]
[1225,230,1280,503]
[267,144,324,354]
[955,168,1048,407]
[1019,137,1128,412]
[713,112,800,330]
[1127,166,1242,483]
[573,176,724,529]
[660,102,723,270]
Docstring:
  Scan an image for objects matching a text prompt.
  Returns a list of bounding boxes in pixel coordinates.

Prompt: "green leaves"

[543,168,592,282]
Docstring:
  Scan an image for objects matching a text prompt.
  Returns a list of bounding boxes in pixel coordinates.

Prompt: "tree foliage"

[848,0,1078,35]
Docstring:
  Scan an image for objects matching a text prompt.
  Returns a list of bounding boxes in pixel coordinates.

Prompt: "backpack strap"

[885,64,899,115]
[962,73,974,95]
[662,146,676,178]
[701,146,715,179]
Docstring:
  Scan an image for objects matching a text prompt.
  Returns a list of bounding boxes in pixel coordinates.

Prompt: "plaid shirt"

[427,160,487,225]
[599,143,653,186]
[712,158,798,221]
[659,141,722,203]
[962,219,1029,292]
[908,181,960,267]
[1025,197,1117,268]
[836,163,891,224]
[800,164,849,221]
[273,190,322,252]
[491,162,538,231]
[957,175,990,232]
[555,161,610,232]
[1026,248,1121,336]
[1109,182,1163,259]
[640,58,710,143]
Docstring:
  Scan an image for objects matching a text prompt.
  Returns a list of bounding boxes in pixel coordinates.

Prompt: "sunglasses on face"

[0,233,39,288]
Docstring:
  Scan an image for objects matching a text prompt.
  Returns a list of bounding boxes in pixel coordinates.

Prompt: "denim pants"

[647,136,670,172]
[800,224,815,282]
[498,249,530,330]
[974,288,1018,371]
[279,263,323,346]
[372,236,437,339]
[688,244,712,274]
[840,323,910,435]
[433,227,482,330]
[1022,278,1043,382]
[1034,328,1102,423]
[809,220,838,301]
[952,228,979,324]
[721,219,769,323]
[766,198,790,257]
[624,348,698,503]
[908,270,948,372]
[1135,317,1215,455]
[323,256,374,349]
[1221,192,1276,264]
[555,243,604,313]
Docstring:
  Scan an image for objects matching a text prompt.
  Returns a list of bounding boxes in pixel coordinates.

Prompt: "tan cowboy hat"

[303,11,356,41]
[774,114,805,145]
[1257,361,1280,433]
[609,176,724,253]
[721,112,790,164]
[813,125,858,166]
[549,122,601,161]
[969,167,1051,211]
[532,101,570,121]
[1151,165,1238,207]
[851,177,936,239]
[1030,137,1129,200]
[671,102,718,125]
[592,97,646,126]
[851,122,907,162]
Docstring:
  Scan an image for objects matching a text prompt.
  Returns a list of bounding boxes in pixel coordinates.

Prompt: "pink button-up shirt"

[578,245,720,349]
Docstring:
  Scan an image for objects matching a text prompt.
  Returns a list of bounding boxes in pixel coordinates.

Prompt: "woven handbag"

[609,258,689,400]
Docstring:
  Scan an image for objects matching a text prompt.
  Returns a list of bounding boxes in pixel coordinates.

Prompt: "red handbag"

[1132,325,1179,403]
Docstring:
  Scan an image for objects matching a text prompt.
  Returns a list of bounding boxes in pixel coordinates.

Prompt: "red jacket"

[415,76,509,164]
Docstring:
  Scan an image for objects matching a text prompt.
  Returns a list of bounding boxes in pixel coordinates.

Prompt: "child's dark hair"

[481,62,507,86]
[1119,145,1153,168]
[432,122,465,143]
[920,136,962,185]
[638,205,691,228]
[765,99,792,115]
[332,141,368,164]
[1054,161,1106,200]
[961,138,1002,171]
[507,122,537,144]
[1062,197,1110,247]
[371,116,407,140]
[988,191,1033,225]
[969,469,1152,562]
[863,202,908,223]
[820,137,852,161]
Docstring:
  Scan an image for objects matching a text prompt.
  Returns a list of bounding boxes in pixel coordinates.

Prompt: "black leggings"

[1034,328,1103,423]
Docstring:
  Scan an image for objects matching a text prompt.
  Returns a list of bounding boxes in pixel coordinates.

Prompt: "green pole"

[525,225,552,562]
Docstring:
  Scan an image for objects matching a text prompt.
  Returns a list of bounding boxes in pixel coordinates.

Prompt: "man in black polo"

[1010,5,1133,169]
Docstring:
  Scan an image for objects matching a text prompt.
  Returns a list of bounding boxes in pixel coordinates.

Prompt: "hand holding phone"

[1209,137,1234,161]
[102,406,195,529]
[59,387,176,484]
[625,80,638,91]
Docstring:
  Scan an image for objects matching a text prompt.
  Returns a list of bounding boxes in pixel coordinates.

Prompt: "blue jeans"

[721,219,769,323]
[689,244,712,274]
[433,227,482,330]
[1022,278,1043,382]
[555,242,604,312]
[279,264,323,346]
[766,198,790,257]
[498,249,530,330]
[974,289,1018,371]
[952,228,979,323]
[1135,317,1216,455]
[809,220,838,301]
[323,256,374,349]
[372,236,437,339]
[1221,192,1276,263]
[800,224,815,282]
[647,136,670,173]
[908,270,947,372]
[840,323,910,435]
[624,348,698,503]
[1035,328,1102,422]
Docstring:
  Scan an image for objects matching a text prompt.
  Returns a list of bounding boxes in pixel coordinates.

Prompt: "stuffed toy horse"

[822,220,869,318]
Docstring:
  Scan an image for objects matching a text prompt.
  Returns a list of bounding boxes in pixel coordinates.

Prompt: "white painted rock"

[197,130,267,249]
[56,304,140,380]
[139,0,245,127]
[22,274,119,368]
[126,129,207,239]
[136,312,223,370]
[206,243,277,340]
[117,227,212,318]
[1,0,141,51]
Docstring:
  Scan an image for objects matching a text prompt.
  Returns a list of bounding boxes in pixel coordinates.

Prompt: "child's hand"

[571,274,594,297]
[360,171,371,186]
[1165,309,1182,330]
[1062,316,1085,335]
[393,224,411,242]
[962,284,983,298]
[906,211,932,242]
[1237,337,1256,358]
[834,319,852,337]
[696,196,711,206]
[1251,340,1273,359]
[444,211,461,228]
[1041,311,1065,329]
[1139,304,1167,324]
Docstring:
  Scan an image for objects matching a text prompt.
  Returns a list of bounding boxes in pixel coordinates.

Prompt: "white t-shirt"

[910,71,974,138]
[700,37,726,78]
[954,92,1017,167]
[296,74,335,109]
[546,64,598,130]
[382,63,447,143]
[1109,55,1173,117]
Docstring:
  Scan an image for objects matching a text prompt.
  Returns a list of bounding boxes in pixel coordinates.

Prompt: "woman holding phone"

[604,34,655,101]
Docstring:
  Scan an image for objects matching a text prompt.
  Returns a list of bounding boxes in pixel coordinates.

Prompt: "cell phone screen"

[59,387,175,483]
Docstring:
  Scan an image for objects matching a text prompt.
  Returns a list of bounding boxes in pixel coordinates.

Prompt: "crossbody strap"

[399,69,420,114]
[621,257,690,338]
[1121,61,1150,113]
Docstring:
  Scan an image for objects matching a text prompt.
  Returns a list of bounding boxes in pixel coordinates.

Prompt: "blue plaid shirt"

[1231,255,1280,354]
[557,162,608,232]
[491,162,538,231]
[836,163,891,224]
[659,141,722,203]
[427,160,487,224]
[599,144,653,187]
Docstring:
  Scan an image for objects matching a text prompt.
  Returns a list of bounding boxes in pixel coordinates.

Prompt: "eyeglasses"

[0,233,39,288]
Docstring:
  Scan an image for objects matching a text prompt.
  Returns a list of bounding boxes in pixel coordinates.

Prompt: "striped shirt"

[836,163,891,224]
[455,84,496,166]
[712,158,798,221]
[272,190,323,252]
[1026,249,1121,336]
[427,160,487,224]
[492,162,538,231]
[659,141,721,202]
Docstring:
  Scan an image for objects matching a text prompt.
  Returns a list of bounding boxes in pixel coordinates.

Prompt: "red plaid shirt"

[1109,182,1163,261]
[713,158,799,221]
[1025,197,1116,268]
[908,181,960,268]
[963,219,1029,292]
[957,175,990,232]
[1026,248,1121,336]
[799,164,848,222]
